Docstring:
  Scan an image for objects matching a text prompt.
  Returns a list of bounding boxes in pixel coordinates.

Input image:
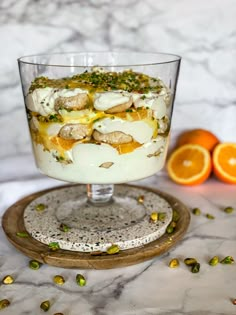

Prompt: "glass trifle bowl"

[18,52,181,256]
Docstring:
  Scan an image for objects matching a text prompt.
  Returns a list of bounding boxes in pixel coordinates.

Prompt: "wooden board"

[2,184,190,269]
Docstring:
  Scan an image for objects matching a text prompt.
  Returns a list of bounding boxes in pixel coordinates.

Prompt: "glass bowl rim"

[17,51,181,68]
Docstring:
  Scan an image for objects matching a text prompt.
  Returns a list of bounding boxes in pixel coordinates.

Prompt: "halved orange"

[177,129,220,152]
[212,143,236,184]
[167,144,212,185]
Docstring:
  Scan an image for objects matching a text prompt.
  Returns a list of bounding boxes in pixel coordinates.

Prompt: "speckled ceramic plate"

[23,185,173,252]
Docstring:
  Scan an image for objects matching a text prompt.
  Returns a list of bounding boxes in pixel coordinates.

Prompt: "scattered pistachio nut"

[150,212,158,222]
[206,213,215,219]
[168,258,180,268]
[184,258,198,266]
[169,221,177,228]
[192,208,201,216]
[16,231,29,238]
[2,275,14,285]
[191,262,200,273]
[35,203,46,211]
[137,195,144,204]
[48,242,60,251]
[59,223,70,232]
[166,224,174,234]
[158,212,166,221]
[53,275,65,285]
[29,259,42,270]
[0,299,10,310]
[106,244,120,255]
[76,274,86,287]
[220,256,234,264]
[224,206,234,214]
[40,300,51,312]
[172,210,180,222]
[209,256,219,266]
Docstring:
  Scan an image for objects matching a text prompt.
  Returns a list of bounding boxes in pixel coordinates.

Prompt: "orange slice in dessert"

[111,141,142,154]
[51,136,77,151]
[212,143,236,184]
[114,108,152,121]
[167,144,212,185]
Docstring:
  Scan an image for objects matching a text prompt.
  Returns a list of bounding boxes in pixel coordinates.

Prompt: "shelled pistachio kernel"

[169,221,177,228]
[166,224,174,234]
[191,262,200,273]
[29,259,41,270]
[53,275,65,285]
[169,258,180,268]
[150,212,158,222]
[184,258,198,266]
[209,256,219,266]
[206,213,215,219]
[137,195,144,203]
[0,299,10,310]
[2,275,14,284]
[35,203,46,211]
[158,212,166,221]
[76,274,86,287]
[224,206,234,214]
[220,256,235,264]
[16,231,29,238]
[48,242,60,251]
[59,223,70,232]
[192,208,201,216]
[172,209,180,222]
[40,300,50,312]
[106,244,120,255]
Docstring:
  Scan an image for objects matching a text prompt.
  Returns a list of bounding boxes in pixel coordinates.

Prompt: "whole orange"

[177,129,220,152]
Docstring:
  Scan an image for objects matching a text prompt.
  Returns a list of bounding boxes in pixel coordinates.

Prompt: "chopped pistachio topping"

[29,70,163,94]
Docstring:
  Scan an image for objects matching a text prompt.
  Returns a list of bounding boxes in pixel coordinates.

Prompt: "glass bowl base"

[23,185,173,252]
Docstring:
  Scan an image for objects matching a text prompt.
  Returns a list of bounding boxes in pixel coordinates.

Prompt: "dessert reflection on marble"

[25,67,171,184]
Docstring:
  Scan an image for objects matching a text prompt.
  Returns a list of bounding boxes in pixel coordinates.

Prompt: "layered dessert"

[25,68,171,183]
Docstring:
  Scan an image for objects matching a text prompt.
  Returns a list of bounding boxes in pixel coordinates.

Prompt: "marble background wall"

[1,0,236,160]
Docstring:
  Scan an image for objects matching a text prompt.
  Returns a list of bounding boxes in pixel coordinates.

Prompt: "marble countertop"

[1,155,236,315]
